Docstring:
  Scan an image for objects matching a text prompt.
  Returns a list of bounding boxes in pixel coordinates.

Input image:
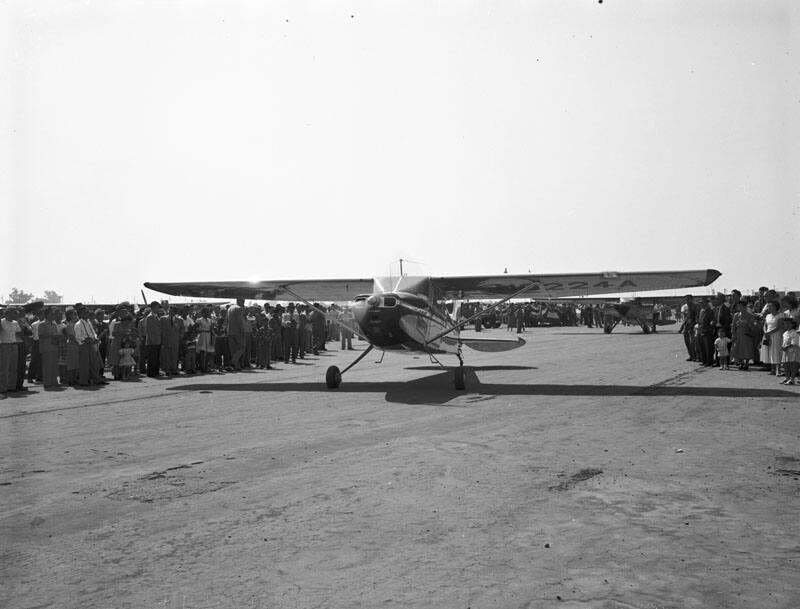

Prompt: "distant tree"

[6,288,34,304]
[43,290,63,304]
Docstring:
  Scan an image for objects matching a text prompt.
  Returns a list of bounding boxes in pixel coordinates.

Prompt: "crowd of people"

[1,287,798,398]
[676,288,799,384]
[0,299,359,398]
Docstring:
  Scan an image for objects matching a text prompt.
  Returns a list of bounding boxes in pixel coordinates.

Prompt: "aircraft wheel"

[454,367,466,391]
[326,365,342,389]
[641,324,651,334]
[603,323,613,334]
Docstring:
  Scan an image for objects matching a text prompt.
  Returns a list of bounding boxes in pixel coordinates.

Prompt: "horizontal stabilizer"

[443,335,526,352]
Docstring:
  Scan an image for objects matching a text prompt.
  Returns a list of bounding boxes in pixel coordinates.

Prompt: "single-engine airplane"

[144,268,720,390]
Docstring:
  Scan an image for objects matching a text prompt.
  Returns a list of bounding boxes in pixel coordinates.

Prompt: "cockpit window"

[382,297,397,307]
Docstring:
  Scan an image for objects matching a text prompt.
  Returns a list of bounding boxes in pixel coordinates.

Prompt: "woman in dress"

[194,308,215,373]
[730,300,756,370]
[760,300,784,375]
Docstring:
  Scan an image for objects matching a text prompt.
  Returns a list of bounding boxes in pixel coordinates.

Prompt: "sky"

[2,0,798,304]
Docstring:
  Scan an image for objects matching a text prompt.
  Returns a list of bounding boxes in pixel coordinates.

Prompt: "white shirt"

[0,319,20,344]
[31,319,42,341]
[74,319,97,345]
[108,318,119,341]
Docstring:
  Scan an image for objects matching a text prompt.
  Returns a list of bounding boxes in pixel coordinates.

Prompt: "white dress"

[195,317,214,353]
[760,313,783,365]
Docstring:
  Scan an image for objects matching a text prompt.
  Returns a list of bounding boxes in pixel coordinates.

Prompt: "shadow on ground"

[168,367,798,406]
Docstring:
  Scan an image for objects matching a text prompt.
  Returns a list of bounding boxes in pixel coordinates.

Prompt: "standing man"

[269,307,283,362]
[282,303,299,364]
[226,298,246,371]
[679,295,698,362]
[714,293,733,338]
[339,307,355,350]
[310,304,326,355]
[144,302,162,377]
[696,297,715,366]
[14,310,32,392]
[160,305,181,377]
[74,307,105,386]
[38,308,61,389]
[0,307,20,398]
[297,305,308,359]
[27,309,44,383]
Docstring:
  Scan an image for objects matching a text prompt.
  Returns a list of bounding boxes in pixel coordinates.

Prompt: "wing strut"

[424,281,537,348]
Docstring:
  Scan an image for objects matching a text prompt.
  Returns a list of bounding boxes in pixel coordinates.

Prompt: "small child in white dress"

[118,340,136,380]
[714,328,731,370]
[781,318,799,385]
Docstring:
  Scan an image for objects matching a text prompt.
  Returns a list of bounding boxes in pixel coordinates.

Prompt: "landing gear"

[454,345,466,390]
[325,345,373,390]
[326,366,342,389]
[454,366,466,390]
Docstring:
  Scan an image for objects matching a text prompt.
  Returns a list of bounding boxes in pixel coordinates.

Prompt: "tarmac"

[1,326,798,609]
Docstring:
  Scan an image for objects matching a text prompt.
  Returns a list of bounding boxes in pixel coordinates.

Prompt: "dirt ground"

[1,326,798,609]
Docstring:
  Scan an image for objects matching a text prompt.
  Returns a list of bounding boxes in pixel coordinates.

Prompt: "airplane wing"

[143,279,374,302]
[431,269,721,300]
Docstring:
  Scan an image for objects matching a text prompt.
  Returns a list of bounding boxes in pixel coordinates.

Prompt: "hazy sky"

[3,0,798,303]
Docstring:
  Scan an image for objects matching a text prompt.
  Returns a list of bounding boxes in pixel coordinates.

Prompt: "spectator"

[781,318,799,385]
[730,300,756,370]
[760,300,783,375]
[195,308,215,373]
[282,303,299,364]
[143,302,163,377]
[0,307,20,398]
[63,308,80,385]
[74,307,105,386]
[160,305,182,377]
[679,295,698,362]
[310,304,326,354]
[38,308,61,389]
[226,298,246,371]
[696,297,715,366]
[339,307,355,350]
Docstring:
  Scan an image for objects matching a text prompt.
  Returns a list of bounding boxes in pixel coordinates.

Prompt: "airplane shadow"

[167,367,797,406]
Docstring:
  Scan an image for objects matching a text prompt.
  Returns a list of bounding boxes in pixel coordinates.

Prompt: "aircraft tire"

[603,324,613,334]
[326,366,342,389]
[454,367,466,391]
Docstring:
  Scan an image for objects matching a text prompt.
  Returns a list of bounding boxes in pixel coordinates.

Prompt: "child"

[781,318,799,385]
[118,340,136,380]
[714,327,731,370]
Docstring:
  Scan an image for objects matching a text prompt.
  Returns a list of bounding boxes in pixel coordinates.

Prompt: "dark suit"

[144,312,162,377]
[160,314,181,375]
[697,305,715,365]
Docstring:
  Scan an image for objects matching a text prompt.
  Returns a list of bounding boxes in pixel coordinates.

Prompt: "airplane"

[144,268,721,390]
[596,298,678,334]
